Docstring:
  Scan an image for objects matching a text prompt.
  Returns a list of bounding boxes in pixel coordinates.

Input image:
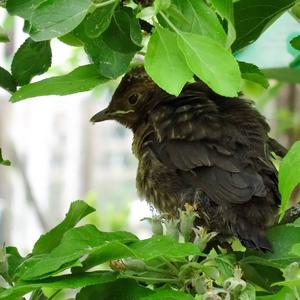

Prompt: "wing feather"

[150,86,268,205]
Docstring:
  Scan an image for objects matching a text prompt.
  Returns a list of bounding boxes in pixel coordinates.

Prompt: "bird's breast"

[135,148,176,213]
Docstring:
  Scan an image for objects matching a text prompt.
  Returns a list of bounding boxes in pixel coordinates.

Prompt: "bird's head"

[90,66,158,130]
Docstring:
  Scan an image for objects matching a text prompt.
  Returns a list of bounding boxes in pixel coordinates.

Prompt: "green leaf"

[256,287,294,299]
[154,0,171,13]
[209,0,236,48]
[102,7,142,53]
[84,2,117,38]
[233,0,296,51]
[23,20,31,34]
[6,0,45,19]
[19,231,196,281]
[0,67,16,93]
[11,38,52,86]
[208,254,235,282]
[73,23,134,79]
[263,67,300,83]
[143,289,194,300]
[6,247,24,280]
[292,2,300,20]
[243,225,300,268]
[10,64,108,102]
[239,255,282,270]
[84,36,134,79]
[239,61,269,89]
[0,149,11,166]
[165,0,227,45]
[273,277,300,288]
[30,0,92,41]
[0,247,9,284]
[137,6,156,21]
[73,15,135,79]
[290,35,300,51]
[33,200,95,255]
[58,32,83,47]
[177,32,241,97]
[240,262,283,292]
[291,243,300,258]
[293,218,300,226]
[279,141,300,217]
[290,55,300,69]
[129,235,201,260]
[0,26,9,43]
[240,284,256,300]
[76,279,154,300]
[18,225,138,280]
[145,27,193,96]
[0,271,118,300]
[80,241,136,271]
[82,235,200,271]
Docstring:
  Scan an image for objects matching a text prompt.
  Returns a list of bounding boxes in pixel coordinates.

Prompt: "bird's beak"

[90,107,112,123]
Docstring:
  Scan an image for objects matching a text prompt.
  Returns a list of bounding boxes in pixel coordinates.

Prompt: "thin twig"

[280,202,300,225]
[120,274,180,283]
[159,256,180,275]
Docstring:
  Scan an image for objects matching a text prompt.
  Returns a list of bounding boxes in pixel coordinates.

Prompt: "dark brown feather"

[91,67,282,251]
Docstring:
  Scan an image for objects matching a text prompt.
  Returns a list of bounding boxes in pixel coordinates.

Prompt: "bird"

[91,66,286,251]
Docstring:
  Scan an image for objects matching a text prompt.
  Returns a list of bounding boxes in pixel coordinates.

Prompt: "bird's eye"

[128,93,140,105]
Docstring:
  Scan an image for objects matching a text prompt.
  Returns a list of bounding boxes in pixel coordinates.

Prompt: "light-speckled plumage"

[91,67,285,251]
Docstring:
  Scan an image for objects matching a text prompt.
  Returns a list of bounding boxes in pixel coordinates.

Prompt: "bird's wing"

[150,91,267,205]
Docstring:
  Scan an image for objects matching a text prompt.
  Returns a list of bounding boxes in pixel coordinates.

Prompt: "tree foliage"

[1,0,299,100]
[2,201,300,299]
[1,0,300,299]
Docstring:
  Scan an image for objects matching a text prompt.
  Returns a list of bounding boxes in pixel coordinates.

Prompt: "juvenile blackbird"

[91,67,286,251]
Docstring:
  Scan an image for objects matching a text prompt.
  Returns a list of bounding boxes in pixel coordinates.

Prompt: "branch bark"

[280,202,300,225]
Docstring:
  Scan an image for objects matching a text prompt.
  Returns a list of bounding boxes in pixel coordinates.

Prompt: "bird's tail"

[236,226,272,252]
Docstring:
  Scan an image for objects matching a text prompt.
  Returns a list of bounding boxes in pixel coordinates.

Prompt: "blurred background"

[0,11,300,254]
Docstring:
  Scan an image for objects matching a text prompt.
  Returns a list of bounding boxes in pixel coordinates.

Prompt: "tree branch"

[280,202,300,225]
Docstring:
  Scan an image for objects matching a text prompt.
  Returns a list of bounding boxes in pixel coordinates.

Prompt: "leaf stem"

[120,274,180,283]
[29,289,44,300]
[48,290,62,300]
[159,12,181,35]
[145,265,175,275]
[159,256,180,275]
[293,287,300,300]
